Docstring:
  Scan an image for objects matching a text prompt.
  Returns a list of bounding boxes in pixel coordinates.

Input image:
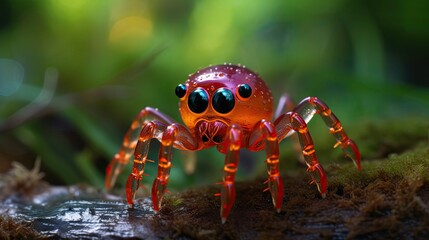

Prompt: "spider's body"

[179,65,273,151]
[105,64,361,223]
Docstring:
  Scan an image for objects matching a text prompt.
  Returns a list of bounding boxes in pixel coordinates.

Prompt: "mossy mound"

[149,144,429,239]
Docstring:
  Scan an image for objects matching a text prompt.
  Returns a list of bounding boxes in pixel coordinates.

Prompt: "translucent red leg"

[152,124,178,211]
[249,120,284,212]
[126,121,167,207]
[293,97,361,170]
[126,122,198,209]
[220,125,243,224]
[274,94,295,119]
[105,107,175,190]
[273,94,306,164]
[274,112,328,196]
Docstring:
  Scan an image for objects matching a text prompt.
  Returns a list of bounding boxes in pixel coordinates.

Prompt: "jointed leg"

[126,121,167,207]
[274,93,306,164]
[250,120,284,212]
[152,124,178,211]
[274,93,295,119]
[106,107,175,190]
[274,113,328,196]
[126,122,198,209]
[293,97,361,170]
[220,125,243,223]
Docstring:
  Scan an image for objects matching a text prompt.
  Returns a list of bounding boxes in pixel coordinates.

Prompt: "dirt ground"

[150,167,429,239]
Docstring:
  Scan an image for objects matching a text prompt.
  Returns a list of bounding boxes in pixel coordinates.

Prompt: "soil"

[152,168,429,239]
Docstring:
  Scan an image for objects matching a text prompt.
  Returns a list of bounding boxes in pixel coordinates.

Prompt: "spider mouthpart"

[197,120,228,145]
[202,135,209,142]
[213,135,223,144]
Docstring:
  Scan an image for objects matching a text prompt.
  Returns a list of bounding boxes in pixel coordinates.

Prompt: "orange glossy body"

[105,64,361,223]
[179,65,273,150]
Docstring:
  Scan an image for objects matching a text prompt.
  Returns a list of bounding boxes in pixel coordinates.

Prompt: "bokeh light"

[0,0,428,189]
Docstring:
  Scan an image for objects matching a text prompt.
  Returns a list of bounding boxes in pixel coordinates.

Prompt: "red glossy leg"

[220,125,243,223]
[274,93,306,164]
[125,122,198,209]
[274,112,328,197]
[249,120,284,212]
[152,124,177,211]
[293,97,361,170]
[274,93,295,119]
[105,107,175,190]
[126,121,167,207]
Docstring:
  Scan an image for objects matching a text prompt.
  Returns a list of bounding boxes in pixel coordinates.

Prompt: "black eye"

[188,88,209,113]
[237,84,252,99]
[175,84,187,98]
[212,88,235,114]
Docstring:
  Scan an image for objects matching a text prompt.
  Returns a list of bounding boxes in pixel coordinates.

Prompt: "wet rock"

[1,185,156,239]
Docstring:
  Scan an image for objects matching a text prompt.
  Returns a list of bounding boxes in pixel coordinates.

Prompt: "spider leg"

[126,121,167,207]
[151,124,178,211]
[219,125,243,223]
[274,94,305,164]
[249,120,284,212]
[274,93,295,119]
[293,97,361,170]
[274,112,328,196]
[151,124,199,211]
[105,107,175,190]
[127,122,198,209]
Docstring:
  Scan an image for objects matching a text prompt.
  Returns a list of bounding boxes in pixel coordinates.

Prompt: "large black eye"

[188,88,209,113]
[237,83,252,99]
[175,84,187,98]
[212,88,235,114]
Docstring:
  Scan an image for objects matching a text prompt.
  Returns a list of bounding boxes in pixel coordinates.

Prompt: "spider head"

[175,64,274,145]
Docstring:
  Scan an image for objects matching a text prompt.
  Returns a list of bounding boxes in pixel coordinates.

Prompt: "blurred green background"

[1,0,428,191]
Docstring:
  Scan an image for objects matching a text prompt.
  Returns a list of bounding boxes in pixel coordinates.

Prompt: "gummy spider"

[105,64,361,223]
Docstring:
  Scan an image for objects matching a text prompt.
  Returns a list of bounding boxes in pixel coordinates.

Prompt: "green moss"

[330,143,429,187]
[279,118,428,175]
[350,118,428,160]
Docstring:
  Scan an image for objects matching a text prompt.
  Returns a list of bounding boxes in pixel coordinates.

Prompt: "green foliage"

[0,0,428,188]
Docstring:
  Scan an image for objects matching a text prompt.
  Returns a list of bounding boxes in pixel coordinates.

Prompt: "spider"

[105,64,361,223]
